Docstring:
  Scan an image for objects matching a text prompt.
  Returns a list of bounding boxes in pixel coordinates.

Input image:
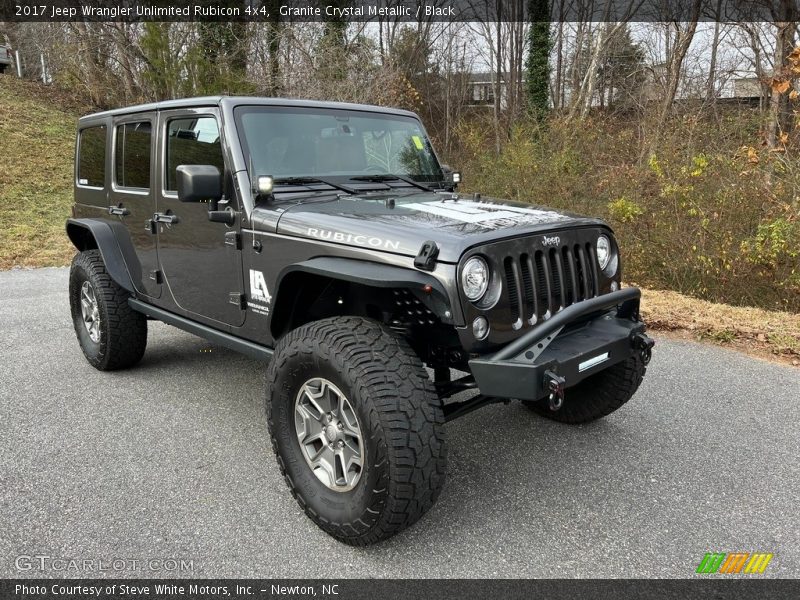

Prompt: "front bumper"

[468,287,653,401]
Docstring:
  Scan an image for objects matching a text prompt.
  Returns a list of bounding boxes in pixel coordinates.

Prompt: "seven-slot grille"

[503,242,600,328]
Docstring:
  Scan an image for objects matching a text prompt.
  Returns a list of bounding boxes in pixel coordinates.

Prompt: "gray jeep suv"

[67,97,653,545]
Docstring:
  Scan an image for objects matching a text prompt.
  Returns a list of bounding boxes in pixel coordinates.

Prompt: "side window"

[78,125,106,187]
[115,121,152,189]
[166,116,224,191]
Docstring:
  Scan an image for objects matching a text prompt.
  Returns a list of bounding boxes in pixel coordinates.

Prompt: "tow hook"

[632,332,655,366]
[543,370,566,411]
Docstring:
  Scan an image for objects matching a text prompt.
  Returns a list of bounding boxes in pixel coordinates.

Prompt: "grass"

[0,76,81,268]
[0,76,797,366]
[639,287,800,365]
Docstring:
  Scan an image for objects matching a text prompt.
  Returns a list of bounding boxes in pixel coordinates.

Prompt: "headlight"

[596,235,611,271]
[461,256,489,301]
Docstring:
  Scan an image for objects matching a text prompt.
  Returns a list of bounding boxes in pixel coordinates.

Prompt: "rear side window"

[78,126,106,187]
[115,122,152,189]
[166,116,224,191]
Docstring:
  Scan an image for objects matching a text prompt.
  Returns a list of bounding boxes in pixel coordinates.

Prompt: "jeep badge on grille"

[542,235,561,246]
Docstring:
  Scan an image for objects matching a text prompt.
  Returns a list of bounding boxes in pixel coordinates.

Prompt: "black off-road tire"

[265,316,447,546]
[69,250,147,371]
[524,356,645,424]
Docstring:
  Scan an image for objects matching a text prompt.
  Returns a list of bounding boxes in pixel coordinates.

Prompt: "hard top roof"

[79,96,418,122]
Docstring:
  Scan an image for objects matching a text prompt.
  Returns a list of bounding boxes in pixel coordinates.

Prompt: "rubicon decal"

[695,552,773,574]
[306,228,401,251]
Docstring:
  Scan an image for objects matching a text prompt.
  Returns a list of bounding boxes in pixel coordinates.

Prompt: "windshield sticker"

[403,201,571,230]
[307,228,401,251]
[411,135,425,150]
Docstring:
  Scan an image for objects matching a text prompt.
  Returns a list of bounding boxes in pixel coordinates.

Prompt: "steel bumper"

[468,287,654,402]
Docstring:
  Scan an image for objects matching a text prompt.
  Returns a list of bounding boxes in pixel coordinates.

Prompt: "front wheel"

[524,356,646,424]
[265,316,446,546]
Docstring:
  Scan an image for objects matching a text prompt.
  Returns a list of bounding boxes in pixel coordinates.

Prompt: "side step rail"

[128,299,274,362]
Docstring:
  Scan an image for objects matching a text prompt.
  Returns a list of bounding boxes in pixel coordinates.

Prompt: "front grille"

[503,242,600,328]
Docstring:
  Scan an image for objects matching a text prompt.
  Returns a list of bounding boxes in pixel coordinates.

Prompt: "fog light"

[610,281,619,292]
[472,316,489,340]
[256,175,274,195]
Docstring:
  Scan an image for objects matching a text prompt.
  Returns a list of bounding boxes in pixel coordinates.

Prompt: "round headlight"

[596,235,611,271]
[461,257,489,301]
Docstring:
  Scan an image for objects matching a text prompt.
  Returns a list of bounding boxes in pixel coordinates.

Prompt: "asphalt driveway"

[1,267,798,578]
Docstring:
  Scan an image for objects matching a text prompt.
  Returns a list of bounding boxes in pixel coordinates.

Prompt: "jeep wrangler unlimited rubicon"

[67,97,654,545]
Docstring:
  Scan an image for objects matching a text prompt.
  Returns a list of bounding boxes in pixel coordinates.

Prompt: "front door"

[154,108,245,327]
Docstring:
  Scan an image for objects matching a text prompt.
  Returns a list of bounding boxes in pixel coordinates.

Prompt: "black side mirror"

[176,165,222,205]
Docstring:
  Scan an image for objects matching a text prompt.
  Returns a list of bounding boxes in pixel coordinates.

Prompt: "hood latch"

[414,240,439,272]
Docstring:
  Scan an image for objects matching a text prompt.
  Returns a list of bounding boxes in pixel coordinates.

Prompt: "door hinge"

[229,292,246,309]
[149,270,163,284]
[224,231,241,250]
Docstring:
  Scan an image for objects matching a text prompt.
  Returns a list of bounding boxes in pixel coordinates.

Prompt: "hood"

[258,191,605,263]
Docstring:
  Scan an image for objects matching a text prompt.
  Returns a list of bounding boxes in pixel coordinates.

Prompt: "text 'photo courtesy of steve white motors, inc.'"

[12,582,344,598]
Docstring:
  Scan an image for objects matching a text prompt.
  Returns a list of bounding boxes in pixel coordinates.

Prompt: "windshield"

[234,106,444,185]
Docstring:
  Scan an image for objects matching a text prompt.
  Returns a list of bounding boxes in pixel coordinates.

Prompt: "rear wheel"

[524,356,645,424]
[265,316,446,546]
[69,250,147,370]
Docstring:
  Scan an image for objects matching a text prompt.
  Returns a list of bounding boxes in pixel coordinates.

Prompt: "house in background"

[468,72,510,109]
[467,68,766,111]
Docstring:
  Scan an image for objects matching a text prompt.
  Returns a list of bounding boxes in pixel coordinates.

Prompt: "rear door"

[109,114,161,298]
[154,107,245,327]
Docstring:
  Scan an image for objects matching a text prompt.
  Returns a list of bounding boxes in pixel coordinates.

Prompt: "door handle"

[108,205,130,216]
[153,212,179,224]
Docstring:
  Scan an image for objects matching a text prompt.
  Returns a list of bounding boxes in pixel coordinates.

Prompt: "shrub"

[447,106,800,312]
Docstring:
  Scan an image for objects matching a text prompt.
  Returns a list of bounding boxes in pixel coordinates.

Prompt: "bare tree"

[766,1,799,148]
[657,0,702,128]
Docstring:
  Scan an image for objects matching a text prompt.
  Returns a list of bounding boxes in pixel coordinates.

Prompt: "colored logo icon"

[696,552,773,574]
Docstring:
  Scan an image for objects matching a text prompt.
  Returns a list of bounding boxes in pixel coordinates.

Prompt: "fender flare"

[273,256,459,324]
[65,218,137,294]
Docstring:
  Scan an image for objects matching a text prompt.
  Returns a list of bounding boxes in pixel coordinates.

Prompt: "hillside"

[0,76,85,268]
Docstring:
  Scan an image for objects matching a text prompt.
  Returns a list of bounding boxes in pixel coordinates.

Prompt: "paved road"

[1,267,798,579]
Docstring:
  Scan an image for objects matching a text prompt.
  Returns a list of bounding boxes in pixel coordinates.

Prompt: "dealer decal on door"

[249,269,271,315]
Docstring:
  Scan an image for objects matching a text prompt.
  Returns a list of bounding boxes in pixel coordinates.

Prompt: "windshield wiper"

[272,176,356,195]
[349,174,433,192]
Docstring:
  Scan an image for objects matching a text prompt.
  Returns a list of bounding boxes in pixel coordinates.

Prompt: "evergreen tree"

[525,0,552,119]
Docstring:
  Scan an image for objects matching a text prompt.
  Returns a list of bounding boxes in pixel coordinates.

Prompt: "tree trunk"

[554,20,563,110]
[493,5,504,154]
[657,1,701,128]
[579,26,604,117]
[706,0,723,100]
[767,20,796,148]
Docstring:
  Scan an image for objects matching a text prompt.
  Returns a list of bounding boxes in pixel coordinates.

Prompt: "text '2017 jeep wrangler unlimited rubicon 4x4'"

[67,97,654,545]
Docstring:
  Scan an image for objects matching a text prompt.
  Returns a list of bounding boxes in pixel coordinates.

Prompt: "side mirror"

[176,165,222,205]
